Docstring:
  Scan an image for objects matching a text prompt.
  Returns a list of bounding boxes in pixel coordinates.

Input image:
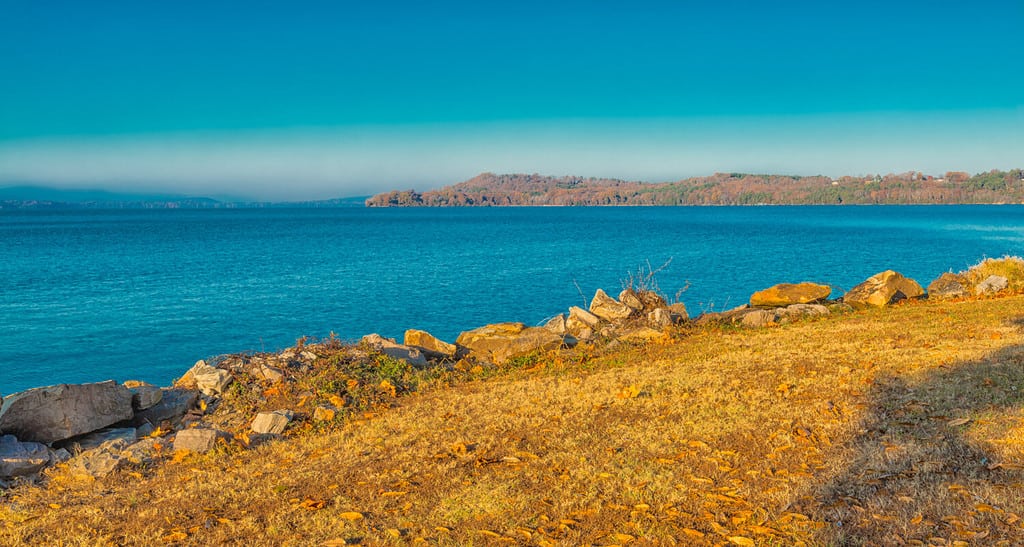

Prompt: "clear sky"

[0,0,1020,200]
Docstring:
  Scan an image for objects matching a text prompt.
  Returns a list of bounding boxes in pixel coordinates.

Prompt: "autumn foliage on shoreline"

[367,169,1024,207]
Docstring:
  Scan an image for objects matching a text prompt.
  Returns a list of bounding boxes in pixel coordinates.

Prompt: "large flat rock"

[0,381,134,444]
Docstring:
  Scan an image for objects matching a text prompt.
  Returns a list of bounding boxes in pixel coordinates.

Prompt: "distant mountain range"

[0,186,369,209]
[366,169,1024,207]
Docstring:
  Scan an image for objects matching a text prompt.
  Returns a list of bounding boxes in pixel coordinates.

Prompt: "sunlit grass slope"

[3,296,1024,546]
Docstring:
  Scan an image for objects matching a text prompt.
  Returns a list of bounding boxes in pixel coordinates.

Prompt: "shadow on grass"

[807,319,1024,545]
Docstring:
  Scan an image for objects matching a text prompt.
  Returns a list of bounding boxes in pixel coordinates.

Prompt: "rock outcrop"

[566,306,601,335]
[176,360,233,397]
[251,410,293,435]
[0,381,134,444]
[456,323,565,364]
[403,329,457,360]
[750,282,831,307]
[173,428,228,453]
[589,289,633,322]
[133,388,199,427]
[843,270,924,308]
[927,272,967,299]
[976,275,1009,295]
[124,381,162,411]
[0,434,53,478]
[361,334,429,368]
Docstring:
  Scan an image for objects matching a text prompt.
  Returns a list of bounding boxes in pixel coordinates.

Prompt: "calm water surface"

[2,205,1022,393]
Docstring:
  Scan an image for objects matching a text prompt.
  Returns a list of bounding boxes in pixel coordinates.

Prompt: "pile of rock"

[5,260,1021,486]
[0,379,197,482]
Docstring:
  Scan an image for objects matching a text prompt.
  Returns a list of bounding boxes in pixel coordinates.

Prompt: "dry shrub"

[966,256,1024,292]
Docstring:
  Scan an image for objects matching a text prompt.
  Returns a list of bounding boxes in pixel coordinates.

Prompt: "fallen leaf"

[616,385,641,399]
[948,417,971,427]
[608,532,635,543]
[161,531,187,543]
[681,528,705,539]
[299,499,325,511]
[728,536,756,546]
[339,511,364,521]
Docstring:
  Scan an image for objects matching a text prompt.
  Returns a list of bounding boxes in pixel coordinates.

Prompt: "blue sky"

[0,0,1020,200]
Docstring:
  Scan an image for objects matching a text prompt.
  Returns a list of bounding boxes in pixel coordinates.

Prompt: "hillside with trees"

[365,169,1024,207]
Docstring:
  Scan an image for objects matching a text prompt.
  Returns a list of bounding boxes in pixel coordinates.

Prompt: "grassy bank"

[3,295,1024,545]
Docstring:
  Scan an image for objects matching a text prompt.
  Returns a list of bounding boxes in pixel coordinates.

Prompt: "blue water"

[2,205,1022,394]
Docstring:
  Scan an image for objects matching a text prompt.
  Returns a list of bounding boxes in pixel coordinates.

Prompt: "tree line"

[365,170,1024,207]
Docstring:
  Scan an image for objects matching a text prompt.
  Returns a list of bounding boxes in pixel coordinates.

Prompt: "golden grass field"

[3,294,1024,546]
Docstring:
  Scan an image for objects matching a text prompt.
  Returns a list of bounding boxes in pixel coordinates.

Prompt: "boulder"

[647,308,674,327]
[173,428,228,453]
[639,290,668,311]
[361,334,429,368]
[133,388,199,427]
[252,364,285,383]
[542,314,568,336]
[694,304,750,325]
[456,323,565,365]
[62,427,137,453]
[124,381,162,411]
[647,305,688,327]
[403,329,457,360]
[843,270,924,308]
[589,289,634,322]
[618,289,644,311]
[251,410,293,435]
[0,381,134,444]
[70,438,133,478]
[175,360,210,388]
[976,275,1009,296]
[0,434,53,478]
[667,302,689,320]
[750,282,831,307]
[777,304,830,320]
[194,367,233,397]
[927,272,968,299]
[566,306,601,335]
[741,309,778,328]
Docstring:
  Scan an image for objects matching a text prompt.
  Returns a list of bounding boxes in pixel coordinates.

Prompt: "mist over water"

[1,205,1021,394]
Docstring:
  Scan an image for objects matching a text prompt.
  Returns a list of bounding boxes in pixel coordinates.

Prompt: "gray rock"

[133,388,199,427]
[173,428,227,453]
[0,381,134,444]
[638,290,668,311]
[976,275,1009,295]
[124,381,163,410]
[542,314,568,336]
[0,434,52,478]
[252,364,285,383]
[121,437,161,464]
[70,438,132,478]
[589,289,634,322]
[778,304,830,319]
[361,334,429,368]
[63,427,137,453]
[741,309,778,328]
[566,306,601,335]
[667,302,689,321]
[135,422,155,438]
[618,289,644,311]
[927,272,967,299]
[647,308,674,327]
[193,366,233,397]
[251,410,294,435]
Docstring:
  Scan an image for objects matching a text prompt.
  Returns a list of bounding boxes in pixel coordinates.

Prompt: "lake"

[2,205,1022,394]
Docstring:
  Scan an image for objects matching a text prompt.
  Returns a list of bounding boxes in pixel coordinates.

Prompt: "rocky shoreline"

[2,257,1022,486]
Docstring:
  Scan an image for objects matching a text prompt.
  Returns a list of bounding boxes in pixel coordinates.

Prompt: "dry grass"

[966,256,1024,292]
[3,296,1024,546]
